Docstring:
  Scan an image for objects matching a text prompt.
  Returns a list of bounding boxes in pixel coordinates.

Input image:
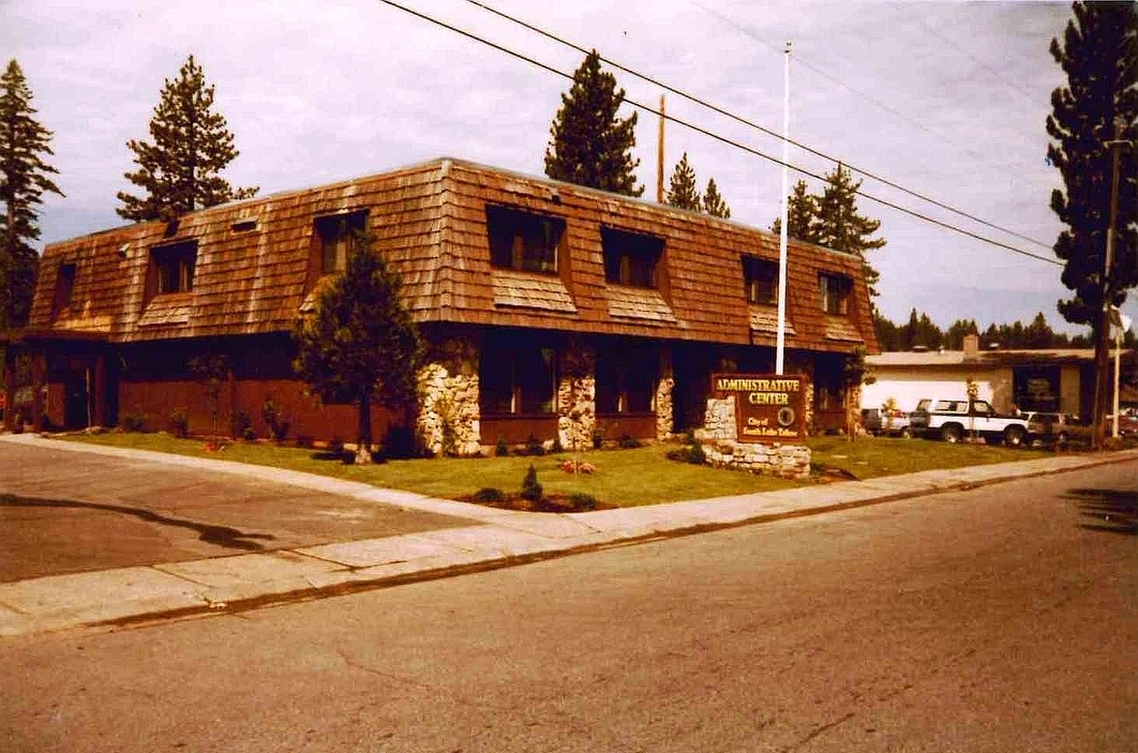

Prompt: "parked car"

[861,407,912,437]
[1022,411,1072,446]
[909,398,1034,446]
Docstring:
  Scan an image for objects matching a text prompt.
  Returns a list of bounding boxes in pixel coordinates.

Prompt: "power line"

[376,0,1061,267]
[467,0,1055,252]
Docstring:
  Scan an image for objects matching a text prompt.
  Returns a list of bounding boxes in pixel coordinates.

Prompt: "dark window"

[602,227,663,288]
[819,273,851,315]
[53,262,76,315]
[479,345,556,415]
[487,205,563,274]
[743,257,779,305]
[151,241,197,294]
[595,346,657,414]
[316,211,367,275]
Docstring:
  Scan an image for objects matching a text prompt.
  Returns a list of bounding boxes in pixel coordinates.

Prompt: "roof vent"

[231,219,258,232]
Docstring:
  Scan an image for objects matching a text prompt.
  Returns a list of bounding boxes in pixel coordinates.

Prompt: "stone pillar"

[417,338,481,456]
[557,340,595,453]
[655,347,674,441]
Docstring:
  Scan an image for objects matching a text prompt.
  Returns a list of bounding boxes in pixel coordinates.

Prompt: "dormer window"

[52,262,76,317]
[743,257,778,305]
[487,205,563,274]
[150,241,197,295]
[602,227,663,288]
[819,273,851,315]
[316,211,367,275]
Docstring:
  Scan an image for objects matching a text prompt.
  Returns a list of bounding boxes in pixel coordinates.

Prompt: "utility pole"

[656,95,665,204]
[1093,117,1128,449]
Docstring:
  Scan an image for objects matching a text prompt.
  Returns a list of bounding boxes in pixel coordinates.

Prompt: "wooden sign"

[712,373,806,443]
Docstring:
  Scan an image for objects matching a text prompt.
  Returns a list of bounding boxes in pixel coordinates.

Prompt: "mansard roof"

[30,157,878,354]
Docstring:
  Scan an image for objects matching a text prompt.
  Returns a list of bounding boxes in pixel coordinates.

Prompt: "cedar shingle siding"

[30,158,878,354]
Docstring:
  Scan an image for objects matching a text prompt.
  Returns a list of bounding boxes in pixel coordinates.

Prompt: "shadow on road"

[0,493,277,551]
[1064,487,1138,536]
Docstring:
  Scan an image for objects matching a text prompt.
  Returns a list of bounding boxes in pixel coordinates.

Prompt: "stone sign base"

[696,395,811,480]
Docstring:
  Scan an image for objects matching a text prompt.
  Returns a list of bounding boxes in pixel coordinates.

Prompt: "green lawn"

[57,431,1055,507]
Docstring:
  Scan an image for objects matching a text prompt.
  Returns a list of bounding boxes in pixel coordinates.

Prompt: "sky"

[3,0,1130,338]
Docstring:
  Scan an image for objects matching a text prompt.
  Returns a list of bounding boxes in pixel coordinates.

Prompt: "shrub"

[569,493,599,511]
[550,433,564,454]
[327,437,345,453]
[592,429,605,449]
[169,408,189,438]
[262,398,290,442]
[473,487,506,503]
[686,441,706,465]
[234,410,254,441]
[524,434,545,457]
[120,411,146,433]
[520,464,543,502]
[384,425,418,459]
[495,437,510,457]
[294,434,315,449]
[618,432,642,449]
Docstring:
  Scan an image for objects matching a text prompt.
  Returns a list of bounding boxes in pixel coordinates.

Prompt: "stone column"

[655,347,674,441]
[416,338,481,456]
[557,339,595,453]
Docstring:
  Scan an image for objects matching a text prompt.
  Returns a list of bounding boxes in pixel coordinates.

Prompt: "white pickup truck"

[909,398,1033,447]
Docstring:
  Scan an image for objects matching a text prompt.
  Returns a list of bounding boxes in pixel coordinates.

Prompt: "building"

[861,333,1135,418]
[3,158,878,452]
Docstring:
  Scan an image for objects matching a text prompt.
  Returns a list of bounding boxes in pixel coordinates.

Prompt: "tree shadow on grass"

[1063,488,1138,536]
[0,494,276,551]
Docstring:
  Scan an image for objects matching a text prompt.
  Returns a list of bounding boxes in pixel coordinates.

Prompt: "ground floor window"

[596,346,656,414]
[480,344,556,414]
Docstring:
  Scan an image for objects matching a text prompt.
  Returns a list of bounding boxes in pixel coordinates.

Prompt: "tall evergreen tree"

[702,177,731,219]
[1046,2,1137,445]
[0,60,63,331]
[117,55,257,222]
[544,50,642,197]
[293,231,422,465]
[665,152,700,210]
[815,163,886,300]
[770,179,820,243]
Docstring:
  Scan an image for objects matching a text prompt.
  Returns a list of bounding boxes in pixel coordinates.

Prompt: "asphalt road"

[2,459,1135,752]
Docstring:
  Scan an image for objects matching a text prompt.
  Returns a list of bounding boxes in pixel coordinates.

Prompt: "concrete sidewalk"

[2,433,1135,638]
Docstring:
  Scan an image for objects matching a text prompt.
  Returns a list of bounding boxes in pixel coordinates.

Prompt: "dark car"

[861,407,912,437]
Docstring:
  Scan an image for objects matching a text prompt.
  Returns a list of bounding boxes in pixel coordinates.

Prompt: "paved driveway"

[0,441,471,582]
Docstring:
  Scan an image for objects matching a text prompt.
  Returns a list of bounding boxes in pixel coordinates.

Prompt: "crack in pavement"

[0,493,276,551]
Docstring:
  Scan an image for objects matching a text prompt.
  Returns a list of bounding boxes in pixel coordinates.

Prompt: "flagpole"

[776,40,792,375]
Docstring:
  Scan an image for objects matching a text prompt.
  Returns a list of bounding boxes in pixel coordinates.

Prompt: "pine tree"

[0,60,63,331]
[770,179,820,243]
[1046,2,1137,445]
[117,55,257,222]
[544,50,642,197]
[665,152,700,210]
[702,177,731,219]
[293,231,423,465]
[815,163,886,300]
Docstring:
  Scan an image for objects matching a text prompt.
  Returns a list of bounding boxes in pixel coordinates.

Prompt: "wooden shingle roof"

[30,158,878,354]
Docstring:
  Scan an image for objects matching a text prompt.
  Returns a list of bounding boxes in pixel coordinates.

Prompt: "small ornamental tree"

[665,152,700,211]
[544,50,643,197]
[292,231,422,465]
[1,59,63,331]
[117,55,257,222]
[702,177,731,219]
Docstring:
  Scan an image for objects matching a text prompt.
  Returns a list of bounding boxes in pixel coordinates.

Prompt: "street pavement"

[2,432,1135,638]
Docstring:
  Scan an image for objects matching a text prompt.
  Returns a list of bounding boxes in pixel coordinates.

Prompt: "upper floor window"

[743,257,778,306]
[487,205,563,274]
[151,241,197,295]
[315,211,367,275]
[602,227,663,288]
[53,262,76,316]
[819,273,851,315]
